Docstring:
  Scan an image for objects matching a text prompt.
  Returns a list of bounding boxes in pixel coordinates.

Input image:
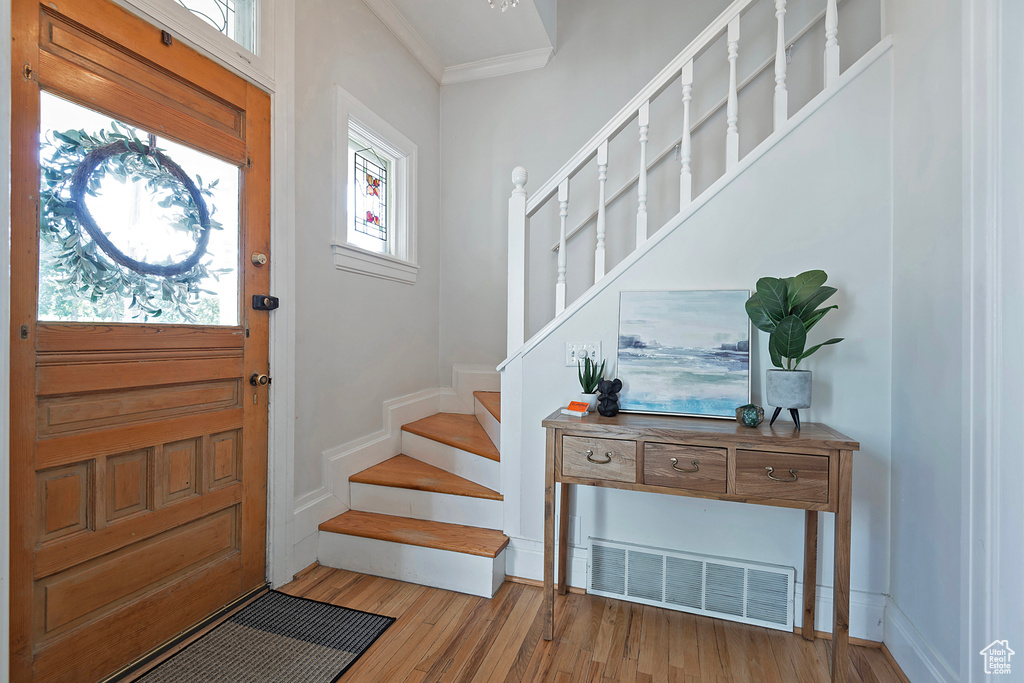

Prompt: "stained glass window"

[353,149,388,242]
[175,0,258,53]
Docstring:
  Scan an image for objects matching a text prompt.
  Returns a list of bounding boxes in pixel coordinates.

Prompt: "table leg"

[543,429,556,641]
[831,453,853,682]
[802,510,818,641]
[557,482,570,595]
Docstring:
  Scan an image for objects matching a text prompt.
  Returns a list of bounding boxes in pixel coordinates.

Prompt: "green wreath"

[39,122,228,322]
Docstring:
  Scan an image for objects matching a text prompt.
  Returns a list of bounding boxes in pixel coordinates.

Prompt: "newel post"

[508,166,528,356]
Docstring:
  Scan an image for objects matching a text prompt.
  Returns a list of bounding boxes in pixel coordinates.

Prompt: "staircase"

[318,392,507,597]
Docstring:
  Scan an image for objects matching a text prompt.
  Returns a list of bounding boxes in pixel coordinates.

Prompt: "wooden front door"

[10,1,271,680]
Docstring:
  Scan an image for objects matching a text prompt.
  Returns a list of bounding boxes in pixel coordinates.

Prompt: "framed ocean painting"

[616,290,751,419]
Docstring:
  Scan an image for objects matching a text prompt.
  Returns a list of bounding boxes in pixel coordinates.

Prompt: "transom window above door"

[174,0,258,53]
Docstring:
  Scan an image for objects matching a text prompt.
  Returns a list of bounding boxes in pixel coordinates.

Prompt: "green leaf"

[52,130,80,145]
[769,340,784,369]
[792,286,837,322]
[755,277,789,322]
[799,338,843,360]
[769,315,807,361]
[787,270,828,308]
[744,293,777,333]
[804,305,838,331]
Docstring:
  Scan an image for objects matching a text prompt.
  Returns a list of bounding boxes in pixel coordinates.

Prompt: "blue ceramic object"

[735,404,765,427]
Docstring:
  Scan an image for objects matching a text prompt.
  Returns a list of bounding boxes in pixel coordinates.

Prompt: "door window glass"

[38,91,240,325]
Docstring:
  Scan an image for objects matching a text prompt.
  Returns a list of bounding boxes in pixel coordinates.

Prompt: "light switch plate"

[566,341,602,367]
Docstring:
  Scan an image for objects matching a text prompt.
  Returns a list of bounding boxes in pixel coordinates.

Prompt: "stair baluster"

[504,0,880,356]
[680,60,693,209]
[825,0,839,85]
[637,101,650,246]
[595,140,609,281]
[774,0,788,131]
[555,178,569,314]
[726,17,740,169]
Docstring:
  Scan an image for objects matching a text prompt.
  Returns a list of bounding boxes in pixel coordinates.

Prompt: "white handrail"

[524,0,758,217]
[547,0,849,253]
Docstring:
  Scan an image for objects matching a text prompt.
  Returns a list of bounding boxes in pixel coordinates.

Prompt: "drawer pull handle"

[670,458,700,473]
[585,449,612,464]
[765,466,799,482]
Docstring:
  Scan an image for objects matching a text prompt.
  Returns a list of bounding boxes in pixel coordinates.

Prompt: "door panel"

[10,1,271,681]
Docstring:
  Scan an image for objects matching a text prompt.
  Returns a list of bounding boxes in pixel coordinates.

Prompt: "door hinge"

[161,30,173,46]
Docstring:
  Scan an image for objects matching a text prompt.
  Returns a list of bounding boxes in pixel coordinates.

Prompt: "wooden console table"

[542,409,859,683]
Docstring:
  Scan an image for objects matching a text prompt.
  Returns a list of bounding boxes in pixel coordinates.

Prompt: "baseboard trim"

[439,364,500,414]
[882,597,959,683]
[791,626,881,649]
[504,574,587,595]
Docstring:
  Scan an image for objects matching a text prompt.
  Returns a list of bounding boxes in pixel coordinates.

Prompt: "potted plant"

[577,357,606,412]
[744,270,843,429]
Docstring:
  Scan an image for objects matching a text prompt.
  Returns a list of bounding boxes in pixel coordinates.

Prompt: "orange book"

[566,401,590,412]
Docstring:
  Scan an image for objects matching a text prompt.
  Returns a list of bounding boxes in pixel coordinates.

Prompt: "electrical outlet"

[566,341,602,367]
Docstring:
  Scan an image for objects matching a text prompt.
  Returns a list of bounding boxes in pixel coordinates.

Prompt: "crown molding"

[442,47,553,85]
[361,0,446,83]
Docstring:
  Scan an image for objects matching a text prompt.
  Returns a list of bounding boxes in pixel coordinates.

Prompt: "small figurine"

[597,378,623,417]
[735,404,765,427]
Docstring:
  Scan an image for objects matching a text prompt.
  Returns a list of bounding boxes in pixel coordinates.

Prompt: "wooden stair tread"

[403,413,500,461]
[474,391,501,422]
[319,511,509,558]
[350,455,502,501]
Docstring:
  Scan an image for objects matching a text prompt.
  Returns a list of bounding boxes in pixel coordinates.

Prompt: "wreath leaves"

[39,123,230,323]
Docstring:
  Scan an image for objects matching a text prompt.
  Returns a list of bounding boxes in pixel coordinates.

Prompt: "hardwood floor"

[280,565,908,682]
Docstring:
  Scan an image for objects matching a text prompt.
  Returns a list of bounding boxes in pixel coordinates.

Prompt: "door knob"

[249,373,271,387]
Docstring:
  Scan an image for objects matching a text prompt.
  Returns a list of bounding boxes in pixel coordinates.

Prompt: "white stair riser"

[350,482,503,529]
[318,532,506,598]
[474,399,500,451]
[401,432,500,490]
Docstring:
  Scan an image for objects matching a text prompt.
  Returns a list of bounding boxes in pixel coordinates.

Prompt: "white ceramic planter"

[580,392,599,411]
[766,369,812,409]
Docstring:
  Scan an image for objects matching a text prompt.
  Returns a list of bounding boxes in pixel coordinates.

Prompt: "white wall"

[293,0,441,497]
[438,0,881,378]
[884,0,963,678]
[505,50,894,640]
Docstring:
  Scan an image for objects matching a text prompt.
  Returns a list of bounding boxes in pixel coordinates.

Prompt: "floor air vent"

[587,538,794,631]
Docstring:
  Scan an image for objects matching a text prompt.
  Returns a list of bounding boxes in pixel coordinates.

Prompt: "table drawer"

[643,443,727,494]
[735,450,829,503]
[561,436,636,483]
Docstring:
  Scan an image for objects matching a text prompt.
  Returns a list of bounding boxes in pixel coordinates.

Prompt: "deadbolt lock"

[251,252,268,266]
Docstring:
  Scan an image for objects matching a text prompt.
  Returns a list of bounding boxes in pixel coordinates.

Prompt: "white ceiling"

[362,0,557,84]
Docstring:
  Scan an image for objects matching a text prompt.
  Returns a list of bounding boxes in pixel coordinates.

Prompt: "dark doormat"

[138,590,395,682]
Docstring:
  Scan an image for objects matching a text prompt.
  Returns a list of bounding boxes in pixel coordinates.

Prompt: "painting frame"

[616,290,752,419]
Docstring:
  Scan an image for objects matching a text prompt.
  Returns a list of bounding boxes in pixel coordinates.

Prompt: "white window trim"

[113,0,275,90]
[333,85,419,285]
